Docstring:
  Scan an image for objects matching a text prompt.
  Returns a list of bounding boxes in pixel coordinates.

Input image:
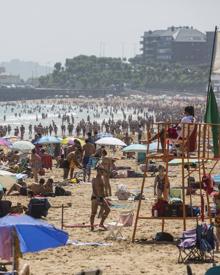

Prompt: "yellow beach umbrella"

[61,137,85,146]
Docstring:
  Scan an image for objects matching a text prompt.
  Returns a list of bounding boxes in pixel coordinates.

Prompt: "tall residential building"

[140,26,214,64]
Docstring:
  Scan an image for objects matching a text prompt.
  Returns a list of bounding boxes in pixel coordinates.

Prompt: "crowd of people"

[0,95,206,139]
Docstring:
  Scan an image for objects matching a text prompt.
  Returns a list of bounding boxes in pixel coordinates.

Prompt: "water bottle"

[154,209,158,217]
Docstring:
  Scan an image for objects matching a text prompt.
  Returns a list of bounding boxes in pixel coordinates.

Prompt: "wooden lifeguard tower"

[132,121,220,242]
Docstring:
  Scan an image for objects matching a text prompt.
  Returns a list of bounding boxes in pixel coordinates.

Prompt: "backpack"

[27,197,51,218]
[0,200,12,217]
[147,164,158,173]
[155,232,174,242]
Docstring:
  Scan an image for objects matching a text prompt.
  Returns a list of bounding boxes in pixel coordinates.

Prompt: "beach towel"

[69,240,112,247]
[64,223,99,228]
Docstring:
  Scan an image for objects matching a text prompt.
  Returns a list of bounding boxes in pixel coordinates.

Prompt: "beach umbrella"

[3,136,20,142]
[123,142,162,153]
[123,144,147,153]
[35,136,61,144]
[95,137,126,147]
[0,214,68,259]
[0,170,16,186]
[61,137,85,146]
[96,133,113,139]
[0,170,27,187]
[0,138,11,147]
[11,141,34,152]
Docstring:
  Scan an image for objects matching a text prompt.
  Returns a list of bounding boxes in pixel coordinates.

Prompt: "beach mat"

[68,240,112,247]
[63,223,99,228]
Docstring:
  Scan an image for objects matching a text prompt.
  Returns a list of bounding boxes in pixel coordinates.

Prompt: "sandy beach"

[3,155,217,275]
[0,96,218,275]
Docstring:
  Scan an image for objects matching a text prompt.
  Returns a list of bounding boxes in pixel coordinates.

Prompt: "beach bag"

[147,164,158,173]
[134,193,145,201]
[0,200,12,217]
[127,170,136,178]
[155,232,174,242]
[168,127,178,139]
[55,186,66,196]
[153,199,168,217]
[20,186,28,196]
[115,184,130,200]
[27,197,51,218]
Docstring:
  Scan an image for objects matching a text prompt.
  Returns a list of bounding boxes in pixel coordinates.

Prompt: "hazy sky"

[0,0,220,65]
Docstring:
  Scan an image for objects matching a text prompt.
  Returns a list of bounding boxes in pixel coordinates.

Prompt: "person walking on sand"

[30,149,42,183]
[90,165,111,231]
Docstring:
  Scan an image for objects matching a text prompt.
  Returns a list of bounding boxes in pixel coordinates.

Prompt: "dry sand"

[5,155,220,275]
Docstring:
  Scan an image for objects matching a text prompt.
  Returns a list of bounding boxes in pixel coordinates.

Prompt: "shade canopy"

[0,215,69,254]
[11,141,34,152]
[95,137,126,147]
[35,136,61,144]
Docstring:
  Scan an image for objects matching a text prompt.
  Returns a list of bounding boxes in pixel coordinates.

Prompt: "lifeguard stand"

[132,122,220,242]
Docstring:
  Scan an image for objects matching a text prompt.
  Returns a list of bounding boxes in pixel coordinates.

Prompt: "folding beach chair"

[177,224,215,263]
[106,209,134,240]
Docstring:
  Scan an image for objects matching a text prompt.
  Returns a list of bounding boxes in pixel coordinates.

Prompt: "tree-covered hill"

[38,55,209,91]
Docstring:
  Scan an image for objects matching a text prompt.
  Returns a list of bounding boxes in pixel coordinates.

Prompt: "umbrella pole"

[61,204,64,230]
[12,229,19,273]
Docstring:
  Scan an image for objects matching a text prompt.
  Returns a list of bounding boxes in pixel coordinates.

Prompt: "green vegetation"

[38,55,209,91]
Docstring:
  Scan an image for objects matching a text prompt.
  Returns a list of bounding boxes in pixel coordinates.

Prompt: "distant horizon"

[0,23,216,68]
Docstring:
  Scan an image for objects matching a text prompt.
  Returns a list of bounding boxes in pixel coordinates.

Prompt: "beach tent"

[95,137,126,147]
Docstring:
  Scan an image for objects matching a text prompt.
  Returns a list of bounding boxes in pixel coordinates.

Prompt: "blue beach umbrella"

[35,136,61,144]
[0,215,68,254]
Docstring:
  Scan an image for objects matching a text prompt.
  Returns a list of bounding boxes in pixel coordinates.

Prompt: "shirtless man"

[82,139,95,182]
[7,178,51,196]
[100,150,114,197]
[90,166,111,231]
[67,148,82,179]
